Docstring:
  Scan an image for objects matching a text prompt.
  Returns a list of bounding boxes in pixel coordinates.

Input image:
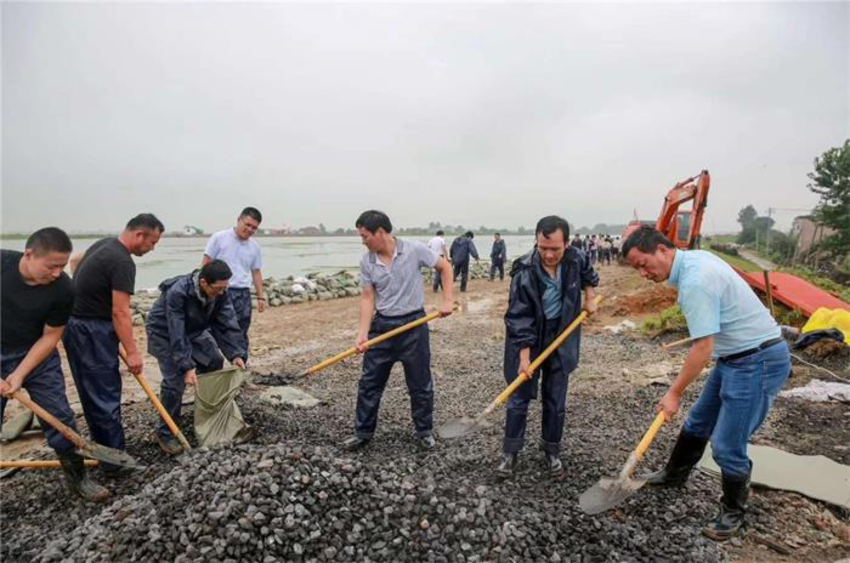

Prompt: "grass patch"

[707,234,738,245]
[707,249,762,272]
[641,305,687,335]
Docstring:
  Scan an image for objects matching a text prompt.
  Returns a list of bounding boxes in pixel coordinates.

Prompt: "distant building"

[791,216,835,257]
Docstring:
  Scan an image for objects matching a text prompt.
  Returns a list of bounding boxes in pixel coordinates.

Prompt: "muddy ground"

[2,263,848,562]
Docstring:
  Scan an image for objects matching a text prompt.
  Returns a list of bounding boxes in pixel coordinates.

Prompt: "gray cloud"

[2,2,847,234]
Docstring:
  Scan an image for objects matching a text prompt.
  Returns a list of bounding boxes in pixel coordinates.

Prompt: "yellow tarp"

[802,308,850,344]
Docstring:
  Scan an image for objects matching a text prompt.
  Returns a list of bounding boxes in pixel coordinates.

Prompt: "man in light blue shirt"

[623,226,790,542]
[203,207,265,357]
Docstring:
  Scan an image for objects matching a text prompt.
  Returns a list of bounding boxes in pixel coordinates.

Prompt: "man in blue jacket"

[145,260,247,455]
[499,216,598,478]
[450,231,479,292]
[489,233,507,281]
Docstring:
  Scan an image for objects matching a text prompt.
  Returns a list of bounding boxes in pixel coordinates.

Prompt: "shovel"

[119,346,192,452]
[437,296,602,440]
[0,459,99,469]
[292,308,451,380]
[578,411,667,514]
[10,391,144,469]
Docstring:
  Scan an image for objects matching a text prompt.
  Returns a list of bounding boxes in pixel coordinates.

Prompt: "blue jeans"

[683,340,791,478]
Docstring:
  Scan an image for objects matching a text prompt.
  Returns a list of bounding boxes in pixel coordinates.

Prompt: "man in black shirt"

[1,228,108,501]
[64,214,164,473]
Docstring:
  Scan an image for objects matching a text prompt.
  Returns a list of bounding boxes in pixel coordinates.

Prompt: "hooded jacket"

[450,236,479,264]
[503,246,598,379]
[146,271,247,373]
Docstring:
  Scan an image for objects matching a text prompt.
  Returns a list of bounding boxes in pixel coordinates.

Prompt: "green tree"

[808,140,850,258]
[737,205,757,229]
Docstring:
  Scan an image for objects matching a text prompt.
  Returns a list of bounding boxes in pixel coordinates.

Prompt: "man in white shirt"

[203,207,265,357]
[427,230,448,292]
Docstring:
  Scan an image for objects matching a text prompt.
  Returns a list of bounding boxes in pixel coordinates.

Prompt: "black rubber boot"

[702,472,750,541]
[59,452,110,502]
[496,453,519,478]
[643,429,709,487]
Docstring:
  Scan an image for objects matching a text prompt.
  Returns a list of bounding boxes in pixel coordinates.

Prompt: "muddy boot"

[59,452,110,502]
[702,472,750,541]
[496,453,518,478]
[643,429,708,487]
[416,434,436,451]
[155,432,184,456]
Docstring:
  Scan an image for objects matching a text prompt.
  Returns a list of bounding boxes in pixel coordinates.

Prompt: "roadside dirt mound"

[610,285,678,317]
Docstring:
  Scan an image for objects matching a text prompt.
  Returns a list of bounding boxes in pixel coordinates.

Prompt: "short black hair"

[355,210,392,234]
[621,225,675,256]
[240,207,262,223]
[535,215,570,241]
[494,232,501,237]
[200,259,233,284]
[26,227,73,255]
[436,230,444,236]
[126,213,165,233]
[465,231,474,239]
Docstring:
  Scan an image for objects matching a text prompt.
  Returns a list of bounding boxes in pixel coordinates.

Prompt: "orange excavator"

[622,170,710,249]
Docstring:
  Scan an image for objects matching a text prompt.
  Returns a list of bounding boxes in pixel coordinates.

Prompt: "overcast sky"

[2,2,847,234]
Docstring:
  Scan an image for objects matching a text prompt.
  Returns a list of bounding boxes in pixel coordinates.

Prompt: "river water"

[3,234,537,290]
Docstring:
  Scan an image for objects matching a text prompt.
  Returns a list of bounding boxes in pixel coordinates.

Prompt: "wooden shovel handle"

[119,346,192,451]
[0,459,98,469]
[488,296,602,412]
[662,337,691,350]
[302,309,444,376]
[634,411,667,460]
[11,391,87,450]
[132,370,192,451]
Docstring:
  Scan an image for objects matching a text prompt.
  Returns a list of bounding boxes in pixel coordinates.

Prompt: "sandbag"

[194,367,253,448]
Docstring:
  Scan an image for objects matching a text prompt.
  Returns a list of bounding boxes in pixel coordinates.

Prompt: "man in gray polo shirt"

[342,210,454,451]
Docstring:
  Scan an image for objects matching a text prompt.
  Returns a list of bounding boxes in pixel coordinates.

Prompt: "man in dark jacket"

[450,231,479,292]
[489,233,507,281]
[498,216,598,478]
[145,260,247,454]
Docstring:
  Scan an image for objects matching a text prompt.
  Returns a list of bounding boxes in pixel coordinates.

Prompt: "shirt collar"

[667,250,684,288]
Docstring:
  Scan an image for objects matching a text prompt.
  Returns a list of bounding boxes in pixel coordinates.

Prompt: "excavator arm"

[656,170,710,249]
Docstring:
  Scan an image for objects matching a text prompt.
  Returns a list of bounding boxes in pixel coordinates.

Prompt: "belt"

[376,309,425,321]
[720,337,784,362]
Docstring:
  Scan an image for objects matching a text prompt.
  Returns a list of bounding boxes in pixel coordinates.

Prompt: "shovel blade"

[79,444,145,469]
[436,415,492,440]
[579,475,647,515]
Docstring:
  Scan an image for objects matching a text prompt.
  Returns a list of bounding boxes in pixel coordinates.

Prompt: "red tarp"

[732,267,850,318]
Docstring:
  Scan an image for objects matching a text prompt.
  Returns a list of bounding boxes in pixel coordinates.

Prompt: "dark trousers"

[0,350,77,453]
[453,260,470,292]
[432,267,443,292]
[504,320,571,455]
[354,310,433,439]
[490,259,505,281]
[150,332,223,438]
[63,317,125,452]
[229,288,253,357]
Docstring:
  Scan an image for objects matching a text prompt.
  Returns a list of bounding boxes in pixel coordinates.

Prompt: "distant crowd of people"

[570,233,621,266]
